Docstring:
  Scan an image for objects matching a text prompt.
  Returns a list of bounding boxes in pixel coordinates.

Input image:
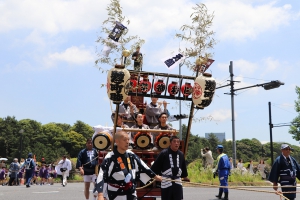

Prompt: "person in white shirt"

[201,147,214,168]
[55,155,72,187]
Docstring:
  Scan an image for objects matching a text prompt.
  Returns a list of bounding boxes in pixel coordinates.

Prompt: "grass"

[187,159,269,186]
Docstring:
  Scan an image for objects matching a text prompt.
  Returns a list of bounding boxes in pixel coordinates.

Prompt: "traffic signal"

[173,114,188,120]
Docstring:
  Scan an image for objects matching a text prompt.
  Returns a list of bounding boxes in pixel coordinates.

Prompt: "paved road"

[0,183,294,199]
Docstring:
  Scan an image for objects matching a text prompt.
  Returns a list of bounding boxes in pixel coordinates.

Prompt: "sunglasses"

[284,148,291,151]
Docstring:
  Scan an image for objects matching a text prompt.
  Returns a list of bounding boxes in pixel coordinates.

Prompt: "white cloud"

[218,59,258,75]
[204,0,294,41]
[208,109,232,121]
[0,0,107,34]
[261,57,280,74]
[48,46,94,66]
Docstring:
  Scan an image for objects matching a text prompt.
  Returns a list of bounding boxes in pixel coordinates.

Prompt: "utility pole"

[268,102,274,165]
[229,61,237,167]
[216,61,284,168]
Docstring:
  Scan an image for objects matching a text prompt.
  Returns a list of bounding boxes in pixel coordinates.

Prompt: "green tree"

[62,131,86,158]
[207,133,220,157]
[289,86,300,140]
[71,120,94,139]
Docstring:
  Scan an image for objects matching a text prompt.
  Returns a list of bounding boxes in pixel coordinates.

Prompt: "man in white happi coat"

[55,155,72,187]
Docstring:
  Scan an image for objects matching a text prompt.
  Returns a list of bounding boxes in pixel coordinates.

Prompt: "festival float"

[92,2,216,199]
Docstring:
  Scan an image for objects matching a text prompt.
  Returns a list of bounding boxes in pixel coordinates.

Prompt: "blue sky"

[1,0,299,146]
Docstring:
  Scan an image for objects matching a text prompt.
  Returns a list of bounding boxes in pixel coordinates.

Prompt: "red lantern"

[130,75,137,92]
[139,75,151,94]
[181,82,193,97]
[167,81,179,96]
[153,79,165,95]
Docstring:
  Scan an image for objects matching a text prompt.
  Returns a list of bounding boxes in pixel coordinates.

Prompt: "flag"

[162,53,185,70]
[193,58,215,72]
[108,21,127,42]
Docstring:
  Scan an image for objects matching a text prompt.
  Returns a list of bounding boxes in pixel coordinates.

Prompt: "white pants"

[62,171,68,185]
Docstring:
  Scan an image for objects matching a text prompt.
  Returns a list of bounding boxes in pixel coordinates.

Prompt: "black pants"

[282,186,296,200]
[8,177,18,186]
[161,183,183,200]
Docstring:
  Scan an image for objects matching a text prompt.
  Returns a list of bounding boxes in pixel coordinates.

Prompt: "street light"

[216,61,284,167]
[19,129,24,162]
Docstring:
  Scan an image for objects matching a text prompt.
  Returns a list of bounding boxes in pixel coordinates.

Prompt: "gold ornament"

[122,50,131,57]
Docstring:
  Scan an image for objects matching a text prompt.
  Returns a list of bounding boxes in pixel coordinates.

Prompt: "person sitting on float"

[145,97,169,129]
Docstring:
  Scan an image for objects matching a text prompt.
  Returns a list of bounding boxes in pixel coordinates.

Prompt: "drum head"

[93,134,111,151]
[135,134,151,149]
[157,136,170,149]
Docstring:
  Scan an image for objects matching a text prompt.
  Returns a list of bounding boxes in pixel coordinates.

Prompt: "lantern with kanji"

[167,81,179,96]
[153,79,166,95]
[181,82,193,97]
[107,64,130,104]
[139,75,151,94]
[192,73,216,109]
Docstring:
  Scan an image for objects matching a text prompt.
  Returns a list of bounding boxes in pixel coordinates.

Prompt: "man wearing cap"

[22,153,36,188]
[268,144,300,200]
[214,145,230,200]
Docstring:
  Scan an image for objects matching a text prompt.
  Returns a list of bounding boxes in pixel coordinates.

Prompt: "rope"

[159,178,292,200]
[82,156,99,166]
[136,179,156,189]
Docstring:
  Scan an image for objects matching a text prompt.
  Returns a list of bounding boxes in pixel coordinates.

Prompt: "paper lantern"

[192,73,216,109]
[139,75,151,94]
[167,81,179,96]
[154,79,166,95]
[129,74,138,92]
[181,82,193,97]
[107,64,130,104]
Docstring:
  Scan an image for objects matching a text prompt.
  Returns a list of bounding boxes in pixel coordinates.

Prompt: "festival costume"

[95,146,157,200]
[151,147,188,200]
[110,103,139,128]
[268,154,300,200]
[215,153,230,199]
[76,148,98,176]
[55,158,72,186]
[145,103,169,129]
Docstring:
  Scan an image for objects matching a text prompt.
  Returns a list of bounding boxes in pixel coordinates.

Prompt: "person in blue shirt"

[21,153,36,188]
[214,145,230,200]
